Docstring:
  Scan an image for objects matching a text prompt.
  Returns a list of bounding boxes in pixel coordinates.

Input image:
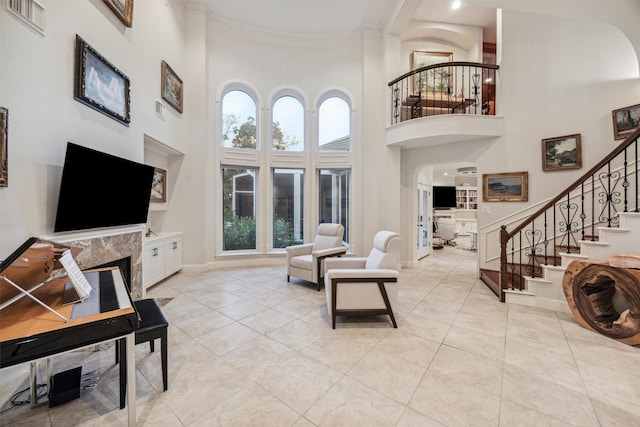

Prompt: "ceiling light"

[451,1,462,10]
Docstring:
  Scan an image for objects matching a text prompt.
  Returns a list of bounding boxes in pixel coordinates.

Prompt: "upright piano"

[0,237,138,425]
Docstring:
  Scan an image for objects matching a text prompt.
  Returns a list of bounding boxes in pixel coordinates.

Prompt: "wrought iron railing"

[499,127,640,301]
[388,62,499,125]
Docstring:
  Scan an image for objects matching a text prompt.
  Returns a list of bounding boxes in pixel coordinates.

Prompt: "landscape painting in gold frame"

[483,171,528,202]
[541,133,582,171]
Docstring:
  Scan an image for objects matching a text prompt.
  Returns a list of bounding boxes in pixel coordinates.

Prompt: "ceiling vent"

[7,0,46,35]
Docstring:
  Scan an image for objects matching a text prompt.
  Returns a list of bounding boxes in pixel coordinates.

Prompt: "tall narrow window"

[273,169,304,248]
[318,97,350,152]
[318,169,350,243]
[272,96,304,151]
[222,90,257,149]
[222,167,257,250]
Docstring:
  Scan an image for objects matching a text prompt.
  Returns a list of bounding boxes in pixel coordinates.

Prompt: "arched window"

[318,97,350,152]
[272,96,304,151]
[222,90,257,149]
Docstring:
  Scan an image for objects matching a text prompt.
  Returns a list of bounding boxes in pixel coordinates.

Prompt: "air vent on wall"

[155,99,166,120]
[7,0,46,35]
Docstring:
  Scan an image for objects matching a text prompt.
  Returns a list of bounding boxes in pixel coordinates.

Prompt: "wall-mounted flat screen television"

[433,186,456,210]
[54,142,155,233]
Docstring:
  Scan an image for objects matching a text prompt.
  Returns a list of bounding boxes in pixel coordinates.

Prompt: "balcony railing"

[388,62,499,125]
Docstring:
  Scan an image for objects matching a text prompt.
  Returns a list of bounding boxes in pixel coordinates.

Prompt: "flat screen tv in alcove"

[54,142,155,233]
[433,186,456,210]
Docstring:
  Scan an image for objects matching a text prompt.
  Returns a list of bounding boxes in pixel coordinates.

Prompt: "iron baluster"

[623,147,629,212]
[580,181,586,242]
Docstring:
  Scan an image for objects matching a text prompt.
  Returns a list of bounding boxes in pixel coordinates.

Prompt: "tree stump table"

[563,259,640,345]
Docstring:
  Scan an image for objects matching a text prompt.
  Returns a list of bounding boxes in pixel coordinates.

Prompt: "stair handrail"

[499,126,640,301]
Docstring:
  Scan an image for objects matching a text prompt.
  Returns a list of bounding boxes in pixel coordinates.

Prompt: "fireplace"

[93,257,132,292]
[57,229,144,299]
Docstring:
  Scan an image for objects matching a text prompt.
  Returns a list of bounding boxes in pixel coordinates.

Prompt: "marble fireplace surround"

[51,226,144,300]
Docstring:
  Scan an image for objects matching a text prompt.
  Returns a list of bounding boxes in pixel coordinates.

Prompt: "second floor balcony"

[386,62,505,149]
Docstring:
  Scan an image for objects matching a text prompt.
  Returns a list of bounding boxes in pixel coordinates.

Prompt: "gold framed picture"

[161,61,183,113]
[151,167,166,203]
[541,133,582,171]
[483,171,528,202]
[103,0,134,28]
[410,50,453,95]
[612,103,640,140]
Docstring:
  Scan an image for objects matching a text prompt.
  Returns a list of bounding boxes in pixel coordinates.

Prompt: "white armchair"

[437,217,457,246]
[324,230,401,329]
[286,223,346,291]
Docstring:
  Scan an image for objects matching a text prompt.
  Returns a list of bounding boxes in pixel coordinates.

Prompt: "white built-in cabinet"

[455,186,478,210]
[143,232,182,290]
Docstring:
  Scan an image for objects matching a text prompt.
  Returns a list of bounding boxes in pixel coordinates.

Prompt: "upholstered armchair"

[324,230,401,329]
[286,223,346,291]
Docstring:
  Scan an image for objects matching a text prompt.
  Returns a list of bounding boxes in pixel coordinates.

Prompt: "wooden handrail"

[388,62,499,87]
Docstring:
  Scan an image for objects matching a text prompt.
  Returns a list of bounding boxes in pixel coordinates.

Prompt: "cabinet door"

[165,237,182,275]
[143,244,166,289]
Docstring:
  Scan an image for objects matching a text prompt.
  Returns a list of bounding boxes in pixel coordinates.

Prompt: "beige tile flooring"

[2,238,640,426]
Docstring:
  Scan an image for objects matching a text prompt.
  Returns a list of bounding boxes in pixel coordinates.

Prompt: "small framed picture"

[151,167,166,203]
[103,0,134,28]
[483,171,528,202]
[612,103,640,140]
[161,61,183,113]
[541,133,582,171]
[74,35,130,125]
[0,107,7,187]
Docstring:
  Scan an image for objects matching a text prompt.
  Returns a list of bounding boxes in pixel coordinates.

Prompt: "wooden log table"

[563,259,640,345]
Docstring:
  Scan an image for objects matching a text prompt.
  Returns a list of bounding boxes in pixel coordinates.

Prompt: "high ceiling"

[204,0,492,180]
[204,0,497,35]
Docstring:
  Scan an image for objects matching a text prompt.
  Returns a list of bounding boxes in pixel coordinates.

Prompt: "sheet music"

[59,250,92,299]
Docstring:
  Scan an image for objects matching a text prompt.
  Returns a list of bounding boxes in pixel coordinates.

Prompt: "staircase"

[486,126,640,310]
[504,211,640,312]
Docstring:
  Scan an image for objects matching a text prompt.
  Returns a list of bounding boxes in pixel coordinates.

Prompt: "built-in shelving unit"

[456,186,478,210]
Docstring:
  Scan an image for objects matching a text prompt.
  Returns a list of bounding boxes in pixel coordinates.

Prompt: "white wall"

[395,8,640,267]
[0,1,185,258]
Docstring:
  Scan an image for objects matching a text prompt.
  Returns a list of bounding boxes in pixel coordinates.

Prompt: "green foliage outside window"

[273,218,301,248]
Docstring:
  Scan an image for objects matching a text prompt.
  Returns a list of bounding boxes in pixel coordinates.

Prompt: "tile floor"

[2,238,640,426]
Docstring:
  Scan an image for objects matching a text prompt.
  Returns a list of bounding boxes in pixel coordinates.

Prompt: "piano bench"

[115,298,168,392]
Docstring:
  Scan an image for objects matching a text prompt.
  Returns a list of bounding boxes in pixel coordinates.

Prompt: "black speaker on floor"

[48,367,82,407]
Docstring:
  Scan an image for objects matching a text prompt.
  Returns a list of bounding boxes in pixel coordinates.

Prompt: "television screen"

[433,186,456,209]
[54,142,155,233]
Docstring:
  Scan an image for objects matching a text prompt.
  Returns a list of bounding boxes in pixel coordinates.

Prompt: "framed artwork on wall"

[161,61,183,113]
[74,35,131,126]
[0,107,7,187]
[541,133,582,171]
[410,50,453,95]
[103,0,134,28]
[151,167,166,203]
[483,171,528,202]
[612,103,640,140]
